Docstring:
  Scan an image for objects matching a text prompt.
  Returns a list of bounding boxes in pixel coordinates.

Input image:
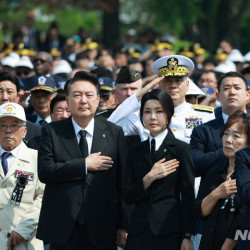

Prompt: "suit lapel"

[210,117,224,149]
[91,118,108,154]
[143,139,153,168]
[156,131,176,161]
[57,117,82,159]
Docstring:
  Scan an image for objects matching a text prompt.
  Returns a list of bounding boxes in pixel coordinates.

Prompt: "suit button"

[173,114,176,118]
[2,184,6,188]
[173,128,177,132]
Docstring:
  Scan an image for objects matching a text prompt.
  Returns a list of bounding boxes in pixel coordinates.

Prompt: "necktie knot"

[39,119,48,126]
[79,130,87,137]
[2,152,12,160]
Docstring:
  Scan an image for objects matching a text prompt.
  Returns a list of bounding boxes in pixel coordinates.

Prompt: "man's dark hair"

[218,71,248,92]
[50,93,67,113]
[75,50,90,61]
[90,66,113,78]
[241,66,250,76]
[201,69,223,82]
[66,71,100,95]
[140,89,174,130]
[0,71,21,92]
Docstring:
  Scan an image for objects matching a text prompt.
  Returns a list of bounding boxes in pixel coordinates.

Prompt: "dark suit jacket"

[190,116,227,177]
[123,131,195,236]
[25,120,41,140]
[36,117,127,248]
[235,147,250,229]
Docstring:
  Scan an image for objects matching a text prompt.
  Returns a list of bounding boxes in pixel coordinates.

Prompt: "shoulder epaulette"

[192,104,214,113]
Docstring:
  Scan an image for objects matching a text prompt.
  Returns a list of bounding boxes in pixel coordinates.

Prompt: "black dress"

[196,161,246,250]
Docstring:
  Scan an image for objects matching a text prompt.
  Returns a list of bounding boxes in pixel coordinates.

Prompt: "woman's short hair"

[221,110,250,145]
[140,89,174,129]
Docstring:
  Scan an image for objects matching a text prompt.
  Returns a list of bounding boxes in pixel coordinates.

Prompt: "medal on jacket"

[11,175,28,206]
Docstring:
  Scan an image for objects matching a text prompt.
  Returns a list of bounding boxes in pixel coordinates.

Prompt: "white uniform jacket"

[0,141,44,250]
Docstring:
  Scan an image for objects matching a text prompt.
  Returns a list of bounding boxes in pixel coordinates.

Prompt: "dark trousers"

[50,222,116,250]
[125,223,182,250]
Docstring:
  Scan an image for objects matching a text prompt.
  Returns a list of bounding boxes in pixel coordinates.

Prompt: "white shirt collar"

[222,110,247,124]
[0,144,20,158]
[149,129,168,151]
[72,117,95,138]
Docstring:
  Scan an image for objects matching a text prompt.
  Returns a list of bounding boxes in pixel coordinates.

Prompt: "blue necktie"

[1,152,12,175]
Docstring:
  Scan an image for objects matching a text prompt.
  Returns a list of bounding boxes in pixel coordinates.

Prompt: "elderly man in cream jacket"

[0,103,44,250]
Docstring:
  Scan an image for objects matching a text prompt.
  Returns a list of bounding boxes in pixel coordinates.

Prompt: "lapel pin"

[164,149,167,152]
[103,134,106,138]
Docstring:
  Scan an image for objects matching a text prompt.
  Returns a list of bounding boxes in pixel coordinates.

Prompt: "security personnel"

[95,77,117,120]
[109,55,214,144]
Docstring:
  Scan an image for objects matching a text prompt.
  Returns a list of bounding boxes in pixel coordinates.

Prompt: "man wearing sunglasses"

[33,52,53,76]
[96,77,117,119]
[15,56,35,79]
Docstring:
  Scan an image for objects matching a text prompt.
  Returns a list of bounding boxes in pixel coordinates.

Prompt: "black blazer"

[25,120,41,140]
[36,117,127,248]
[123,131,195,236]
[235,147,250,229]
[190,116,227,177]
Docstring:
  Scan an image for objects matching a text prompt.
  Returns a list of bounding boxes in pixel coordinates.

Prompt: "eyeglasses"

[33,58,49,64]
[16,69,31,77]
[0,124,26,132]
[100,92,111,101]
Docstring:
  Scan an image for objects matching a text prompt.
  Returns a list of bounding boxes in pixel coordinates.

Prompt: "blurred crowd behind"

[0,12,250,112]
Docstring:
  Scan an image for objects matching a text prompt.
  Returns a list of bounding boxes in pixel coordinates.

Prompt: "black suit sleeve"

[235,148,250,205]
[123,148,149,204]
[38,125,86,184]
[179,143,196,234]
[190,126,227,177]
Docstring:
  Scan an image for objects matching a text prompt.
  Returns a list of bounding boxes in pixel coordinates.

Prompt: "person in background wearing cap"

[96,77,118,120]
[115,65,142,104]
[0,72,41,141]
[15,56,35,79]
[0,102,44,250]
[27,75,57,126]
[185,78,206,105]
[1,52,20,75]
[33,52,53,76]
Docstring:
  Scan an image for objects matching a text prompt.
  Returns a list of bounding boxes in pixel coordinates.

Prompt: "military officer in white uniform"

[0,103,44,250]
[108,55,214,143]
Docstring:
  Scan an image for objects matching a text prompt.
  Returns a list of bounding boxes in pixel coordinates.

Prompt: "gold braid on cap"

[158,57,189,77]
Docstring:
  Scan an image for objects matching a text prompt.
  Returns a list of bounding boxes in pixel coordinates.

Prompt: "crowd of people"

[0,17,250,250]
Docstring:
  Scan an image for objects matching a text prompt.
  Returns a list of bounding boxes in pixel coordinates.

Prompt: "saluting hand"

[215,178,237,199]
[86,152,113,171]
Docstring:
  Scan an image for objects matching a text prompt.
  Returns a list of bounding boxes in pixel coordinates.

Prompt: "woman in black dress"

[197,110,250,250]
[123,89,195,250]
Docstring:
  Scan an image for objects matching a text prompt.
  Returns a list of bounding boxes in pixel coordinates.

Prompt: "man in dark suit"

[37,71,127,249]
[0,71,41,140]
[190,71,250,178]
